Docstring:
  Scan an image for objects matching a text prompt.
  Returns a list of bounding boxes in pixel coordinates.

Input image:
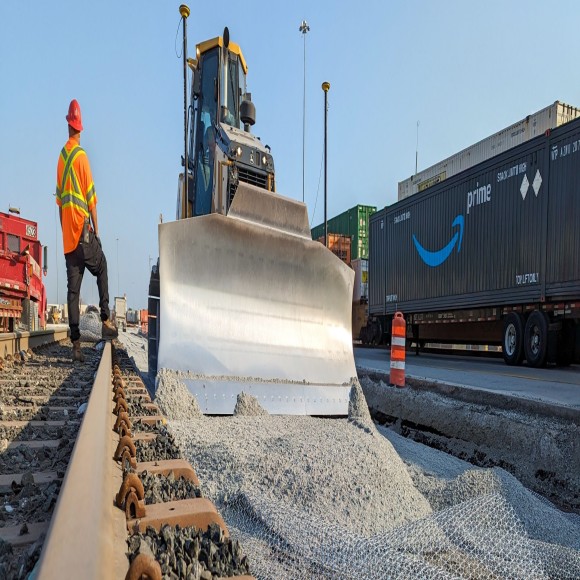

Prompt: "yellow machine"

[148,20,355,415]
[47,306,61,324]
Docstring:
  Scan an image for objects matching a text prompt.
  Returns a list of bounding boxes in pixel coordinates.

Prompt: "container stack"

[316,234,352,266]
[311,204,376,261]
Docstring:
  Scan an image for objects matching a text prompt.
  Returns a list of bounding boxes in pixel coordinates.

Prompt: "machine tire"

[524,311,549,367]
[502,312,525,366]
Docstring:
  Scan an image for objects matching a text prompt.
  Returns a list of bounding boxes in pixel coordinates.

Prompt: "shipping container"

[398,101,580,200]
[311,204,376,260]
[114,296,127,332]
[351,258,368,303]
[316,234,351,266]
[366,115,580,367]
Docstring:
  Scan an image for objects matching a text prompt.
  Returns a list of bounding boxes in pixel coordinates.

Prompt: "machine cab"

[178,29,275,220]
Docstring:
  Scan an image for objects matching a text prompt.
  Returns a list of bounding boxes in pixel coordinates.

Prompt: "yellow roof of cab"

[197,36,248,74]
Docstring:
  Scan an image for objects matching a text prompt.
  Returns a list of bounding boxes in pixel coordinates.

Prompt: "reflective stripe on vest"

[58,146,89,216]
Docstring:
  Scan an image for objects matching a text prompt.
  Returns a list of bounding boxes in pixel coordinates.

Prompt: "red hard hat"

[66,99,83,132]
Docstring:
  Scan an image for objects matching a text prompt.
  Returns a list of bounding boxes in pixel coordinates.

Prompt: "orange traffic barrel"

[390,312,406,387]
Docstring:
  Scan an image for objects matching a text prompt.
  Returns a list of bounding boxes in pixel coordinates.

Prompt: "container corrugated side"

[398,101,580,200]
[545,119,580,298]
[371,134,551,316]
[368,209,387,316]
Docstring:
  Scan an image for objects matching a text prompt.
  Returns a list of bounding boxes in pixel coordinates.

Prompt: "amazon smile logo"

[412,215,464,267]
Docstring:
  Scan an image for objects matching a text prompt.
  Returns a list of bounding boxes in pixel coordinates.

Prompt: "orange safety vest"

[55,139,97,253]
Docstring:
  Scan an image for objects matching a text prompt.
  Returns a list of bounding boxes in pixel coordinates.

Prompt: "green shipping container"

[311,204,376,260]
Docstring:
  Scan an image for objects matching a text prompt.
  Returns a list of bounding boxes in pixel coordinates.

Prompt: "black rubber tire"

[524,311,549,367]
[502,312,525,366]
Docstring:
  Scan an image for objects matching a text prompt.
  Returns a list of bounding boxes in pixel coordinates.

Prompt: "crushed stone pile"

[171,415,433,535]
[155,369,202,421]
[233,392,268,416]
[156,370,432,535]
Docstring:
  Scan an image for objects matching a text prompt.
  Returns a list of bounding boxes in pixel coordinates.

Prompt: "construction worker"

[55,99,118,362]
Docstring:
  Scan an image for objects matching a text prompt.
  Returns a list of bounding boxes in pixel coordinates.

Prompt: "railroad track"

[0,338,254,579]
[0,339,98,577]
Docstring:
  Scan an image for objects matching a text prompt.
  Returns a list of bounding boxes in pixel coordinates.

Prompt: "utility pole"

[322,81,330,248]
[299,20,310,204]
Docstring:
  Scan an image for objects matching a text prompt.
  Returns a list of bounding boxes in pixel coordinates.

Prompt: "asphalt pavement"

[354,346,580,410]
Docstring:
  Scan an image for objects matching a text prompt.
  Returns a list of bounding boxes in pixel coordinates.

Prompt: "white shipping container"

[398,101,580,200]
[352,258,369,302]
[114,296,127,319]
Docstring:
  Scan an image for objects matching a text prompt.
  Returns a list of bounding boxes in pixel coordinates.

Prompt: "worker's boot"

[72,340,85,363]
[102,319,118,339]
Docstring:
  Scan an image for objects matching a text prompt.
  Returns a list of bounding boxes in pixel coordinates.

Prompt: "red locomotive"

[0,209,47,332]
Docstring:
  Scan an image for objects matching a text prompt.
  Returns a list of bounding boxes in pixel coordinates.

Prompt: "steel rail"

[36,342,128,579]
[0,325,69,358]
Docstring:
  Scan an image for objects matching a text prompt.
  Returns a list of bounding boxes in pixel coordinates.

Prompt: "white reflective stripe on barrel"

[391,337,406,347]
[390,360,405,370]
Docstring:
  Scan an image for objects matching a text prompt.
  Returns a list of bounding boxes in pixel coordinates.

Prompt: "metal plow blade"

[157,183,356,415]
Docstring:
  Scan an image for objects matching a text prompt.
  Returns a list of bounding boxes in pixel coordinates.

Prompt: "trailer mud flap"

[157,183,356,415]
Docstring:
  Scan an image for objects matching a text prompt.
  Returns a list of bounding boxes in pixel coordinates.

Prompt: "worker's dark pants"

[65,232,110,342]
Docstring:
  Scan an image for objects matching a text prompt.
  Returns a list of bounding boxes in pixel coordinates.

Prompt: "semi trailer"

[364,115,580,367]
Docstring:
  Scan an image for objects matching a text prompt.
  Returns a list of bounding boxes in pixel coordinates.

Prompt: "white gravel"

[117,327,149,373]
[169,414,433,536]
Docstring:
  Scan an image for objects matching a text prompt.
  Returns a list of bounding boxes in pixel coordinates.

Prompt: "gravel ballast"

[127,523,250,579]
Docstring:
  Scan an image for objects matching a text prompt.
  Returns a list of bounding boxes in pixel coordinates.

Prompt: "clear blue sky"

[1,1,579,309]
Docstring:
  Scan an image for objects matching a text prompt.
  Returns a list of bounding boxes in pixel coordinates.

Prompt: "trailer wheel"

[503,312,525,366]
[524,311,549,367]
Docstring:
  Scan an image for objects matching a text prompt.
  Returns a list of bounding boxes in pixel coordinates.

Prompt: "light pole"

[180,4,190,217]
[116,237,120,297]
[299,20,310,203]
[322,81,330,248]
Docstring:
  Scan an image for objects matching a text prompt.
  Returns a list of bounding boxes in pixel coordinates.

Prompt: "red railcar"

[0,211,47,332]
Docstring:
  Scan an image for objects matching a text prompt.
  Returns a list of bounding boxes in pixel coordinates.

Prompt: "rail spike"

[114,434,137,470]
[116,472,146,520]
